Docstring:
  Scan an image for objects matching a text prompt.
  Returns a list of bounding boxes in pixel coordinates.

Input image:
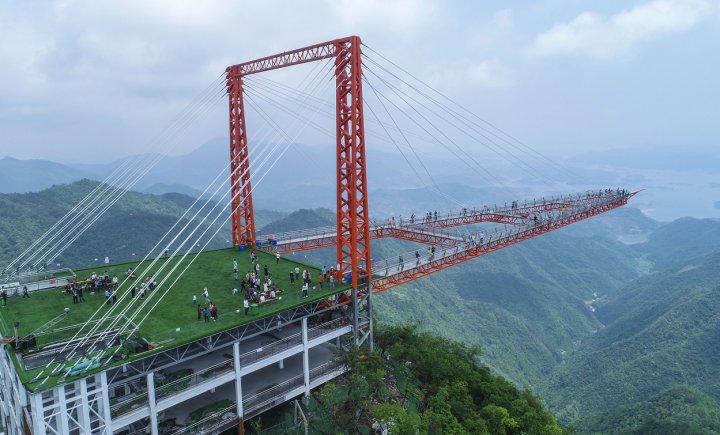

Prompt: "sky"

[0,0,719,164]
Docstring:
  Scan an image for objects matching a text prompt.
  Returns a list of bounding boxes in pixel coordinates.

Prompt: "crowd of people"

[189,250,348,321]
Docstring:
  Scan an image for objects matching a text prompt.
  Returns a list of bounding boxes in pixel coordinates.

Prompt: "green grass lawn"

[0,247,348,387]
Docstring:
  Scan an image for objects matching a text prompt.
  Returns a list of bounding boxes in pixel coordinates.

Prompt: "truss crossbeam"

[262,190,630,254]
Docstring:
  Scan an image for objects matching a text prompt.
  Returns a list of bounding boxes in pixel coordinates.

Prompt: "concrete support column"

[78,378,92,434]
[56,386,69,435]
[100,371,113,435]
[277,359,284,369]
[302,317,310,397]
[352,288,359,345]
[146,372,158,435]
[233,341,244,418]
[31,392,46,435]
[367,289,374,351]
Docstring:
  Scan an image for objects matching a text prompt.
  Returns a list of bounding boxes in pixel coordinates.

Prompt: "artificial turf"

[0,247,349,388]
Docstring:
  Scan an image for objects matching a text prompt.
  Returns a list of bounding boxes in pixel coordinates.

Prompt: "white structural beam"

[147,372,158,435]
[302,317,310,397]
[100,372,113,435]
[79,378,92,434]
[56,386,69,435]
[234,341,244,418]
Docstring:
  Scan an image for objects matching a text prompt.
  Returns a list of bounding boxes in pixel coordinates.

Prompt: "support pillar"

[56,386,70,435]
[334,36,371,289]
[233,341,244,417]
[78,378,92,434]
[301,317,310,397]
[352,288,359,345]
[367,288,374,351]
[226,70,256,246]
[146,372,158,435]
[31,393,46,435]
[100,371,113,435]
[233,341,245,435]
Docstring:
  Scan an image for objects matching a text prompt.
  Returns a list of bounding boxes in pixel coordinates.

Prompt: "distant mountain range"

[3,141,720,221]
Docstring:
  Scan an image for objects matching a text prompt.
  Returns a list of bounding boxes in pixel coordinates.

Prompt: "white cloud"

[465,60,514,89]
[0,0,445,159]
[428,59,514,91]
[528,0,717,59]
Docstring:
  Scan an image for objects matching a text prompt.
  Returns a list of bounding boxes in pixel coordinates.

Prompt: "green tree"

[480,404,518,435]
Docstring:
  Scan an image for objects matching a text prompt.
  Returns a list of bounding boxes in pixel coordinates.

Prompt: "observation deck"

[0,249,365,435]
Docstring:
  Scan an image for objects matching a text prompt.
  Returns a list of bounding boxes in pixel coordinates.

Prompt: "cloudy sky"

[1,0,718,163]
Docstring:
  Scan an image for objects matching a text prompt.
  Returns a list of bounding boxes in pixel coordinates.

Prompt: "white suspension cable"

[39,57,336,384]
[17,76,227,273]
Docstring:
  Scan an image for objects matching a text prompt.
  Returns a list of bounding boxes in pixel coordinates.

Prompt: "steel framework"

[226,36,371,289]
[371,191,636,291]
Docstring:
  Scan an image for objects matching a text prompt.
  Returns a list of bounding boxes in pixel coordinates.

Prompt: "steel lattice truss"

[260,190,636,291]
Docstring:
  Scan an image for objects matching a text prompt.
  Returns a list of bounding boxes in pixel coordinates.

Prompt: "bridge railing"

[171,404,237,435]
[372,190,631,278]
[259,225,337,244]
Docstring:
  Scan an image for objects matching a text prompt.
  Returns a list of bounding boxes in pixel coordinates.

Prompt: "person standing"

[276,252,280,264]
[289,270,295,284]
[329,274,335,289]
[78,286,85,302]
[193,294,197,305]
[244,298,249,315]
[22,286,30,298]
[302,282,309,298]
[203,306,210,322]
[72,287,79,304]
[211,303,218,321]
[294,266,300,281]
[197,304,202,321]
[318,273,324,289]
[204,288,210,304]
[1,287,6,306]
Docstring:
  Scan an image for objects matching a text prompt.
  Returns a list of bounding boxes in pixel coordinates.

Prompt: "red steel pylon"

[225,36,371,288]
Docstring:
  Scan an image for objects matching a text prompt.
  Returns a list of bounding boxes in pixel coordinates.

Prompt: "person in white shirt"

[244,298,249,315]
[259,294,266,303]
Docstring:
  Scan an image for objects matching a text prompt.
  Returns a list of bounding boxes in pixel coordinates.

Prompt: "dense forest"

[0,180,283,270]
[251,325,565,434]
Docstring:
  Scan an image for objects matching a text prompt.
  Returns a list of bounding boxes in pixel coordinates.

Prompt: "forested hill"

[0,180,284,270]
[541,250,720,432]
[3,181,720,433]
[262,207,720,434]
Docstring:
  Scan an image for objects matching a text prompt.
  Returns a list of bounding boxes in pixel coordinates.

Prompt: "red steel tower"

[226,36,371,289]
